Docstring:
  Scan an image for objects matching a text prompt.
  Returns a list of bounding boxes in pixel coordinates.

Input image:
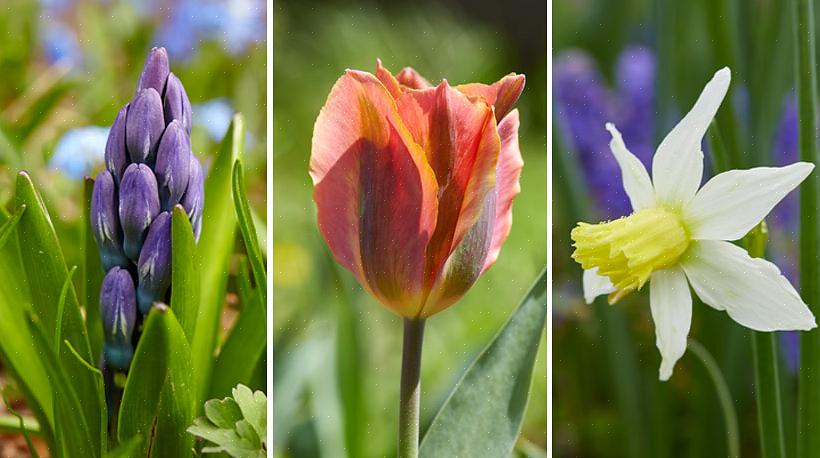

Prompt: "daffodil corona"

[572,67,817,381]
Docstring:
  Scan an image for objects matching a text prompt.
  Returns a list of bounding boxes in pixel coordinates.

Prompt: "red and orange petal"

[310,70,439,316]
[396,66,432,90]
[456,73,526,121]
[396,81,501,290]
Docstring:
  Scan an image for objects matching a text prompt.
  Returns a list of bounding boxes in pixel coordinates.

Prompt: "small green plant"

[187,384,267,457]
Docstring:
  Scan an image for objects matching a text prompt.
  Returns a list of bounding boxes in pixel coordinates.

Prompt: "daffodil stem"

[687,339,740,458]
[398,318,425,458]
[752,332,787,458]
[795,0,820,455]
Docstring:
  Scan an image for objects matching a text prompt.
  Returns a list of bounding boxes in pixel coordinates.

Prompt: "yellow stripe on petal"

[571,207,690,303]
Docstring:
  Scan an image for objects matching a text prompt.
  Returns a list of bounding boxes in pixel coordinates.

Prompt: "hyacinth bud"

[164,73,192,134]
[126,88,165,165]
[100,267,137,370]
[120,163,160,261]
[181,154,204,240]
[137,211,172,314]
[136,47,170,96]
[104,105,129,183]
[91,170,129,270]
[155,120,191,211]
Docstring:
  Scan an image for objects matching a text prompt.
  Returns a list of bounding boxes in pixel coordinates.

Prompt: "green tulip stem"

[398,318,425,458]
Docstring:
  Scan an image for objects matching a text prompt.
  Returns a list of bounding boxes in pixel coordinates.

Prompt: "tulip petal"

[649,266,692,381]
[311,70,438,315]
[456,73,526,121]
[681,240,816,331]
[375,59,403,99]
[396,82,501,288]
[482,109,524,273]
[652,68,729,208]
[685,162,814,241]
[605,122,655,211]
[582,268,615,304]
[396,67,432,90]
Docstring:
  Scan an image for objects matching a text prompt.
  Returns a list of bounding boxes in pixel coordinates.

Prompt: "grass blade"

[232,158,266,308]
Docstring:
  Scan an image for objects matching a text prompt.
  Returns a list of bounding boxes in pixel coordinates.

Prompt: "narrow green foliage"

[170,206,200,343]
[232,158,266,307]
[83,177,104,362]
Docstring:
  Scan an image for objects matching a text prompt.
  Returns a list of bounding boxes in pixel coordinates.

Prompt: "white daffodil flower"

[571,67,817,381]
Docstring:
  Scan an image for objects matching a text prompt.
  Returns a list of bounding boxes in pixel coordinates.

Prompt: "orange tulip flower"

[310,60,525,318]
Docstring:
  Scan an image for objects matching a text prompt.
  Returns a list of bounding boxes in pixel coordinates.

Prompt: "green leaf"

[25,312,97,458]
[419,268,547,457]
[171,205,200,343]
[0,204,25,250]
[14,171,103,452]
[104,436,142,458]
[192,114,243,408]
[0,389,41,458]
[83,177,104,362]
[0,206,54,445]
[118,305,195,457]
[188,384,267,457]
[210,261,266,399]
[232,158,266,307]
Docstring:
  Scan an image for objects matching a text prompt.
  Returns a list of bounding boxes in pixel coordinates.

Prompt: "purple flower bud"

[126,88,165,165]
[100,267,136,370]
[119,163,160,261]
[164,73,192,133]
[181,154,204,241]
[91,170,128,270]
[136,47,170,96]
[105,105,129,183]
[155,120,191,211]
[137,211,172,314]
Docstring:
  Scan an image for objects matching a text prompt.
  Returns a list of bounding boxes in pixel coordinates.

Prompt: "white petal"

[685,162,815,241]
[649,266,692,381]
[605,123,655,211]
[582,268,615,304]
[681,240,816,331]
[652,68,730,208]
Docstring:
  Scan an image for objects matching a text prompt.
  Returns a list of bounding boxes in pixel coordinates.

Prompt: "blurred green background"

[553,1,809,456]
[0,0,266,451]
[273,0,546,456]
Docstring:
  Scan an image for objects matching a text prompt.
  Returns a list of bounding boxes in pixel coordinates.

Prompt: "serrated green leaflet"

[83,176,104,361]
[419,268,546,457]
[192,114,243,409]
[188,384,267,457]
[232,158,266,307]
[119,305,195,457]
[171,205,200,343]
[210,261,265,399]
[15,172,103,453]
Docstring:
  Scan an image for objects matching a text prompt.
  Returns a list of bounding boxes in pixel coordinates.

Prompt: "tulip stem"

[398,318,425,458]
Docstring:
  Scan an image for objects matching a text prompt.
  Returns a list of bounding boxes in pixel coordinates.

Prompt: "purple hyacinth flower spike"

[119,163,160,261]
[91,170,129,270]
[100,267,137,370]
[136,211,172,314]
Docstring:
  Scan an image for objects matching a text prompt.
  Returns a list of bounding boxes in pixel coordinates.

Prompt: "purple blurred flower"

[554,46,656,218]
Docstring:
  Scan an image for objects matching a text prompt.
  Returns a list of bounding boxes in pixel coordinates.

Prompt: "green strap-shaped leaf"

[171,206,200,343]
[209,261,266,399]
[119,305,195,457]
[15,171,103,454]
[104,436,142,458]
[192,114,243,408]
[0,205,54,446]
[83,177,104,362]
[231,158,266,307]
[419,268,547,457]
[25,312,96,458]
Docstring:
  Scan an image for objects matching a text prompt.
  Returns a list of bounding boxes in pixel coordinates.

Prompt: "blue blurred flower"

[155,0,265,60]
[40,19,83,68]
[193,98,234,141]
[49,126,109,179]
[554,45,656,219]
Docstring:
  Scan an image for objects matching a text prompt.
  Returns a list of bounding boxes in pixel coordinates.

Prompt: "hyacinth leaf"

[0,206,54,444]
[25,312,97,458]
[419,268,546,457]
[104,436,142,458]
[232,158,266,307]
[187,384,267,457]
[118,305,195,457]
[192,113,244,408]
[83,177,104,361]
[210,260,265,399]
[171,205,200,343]
[14,172,103,451]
